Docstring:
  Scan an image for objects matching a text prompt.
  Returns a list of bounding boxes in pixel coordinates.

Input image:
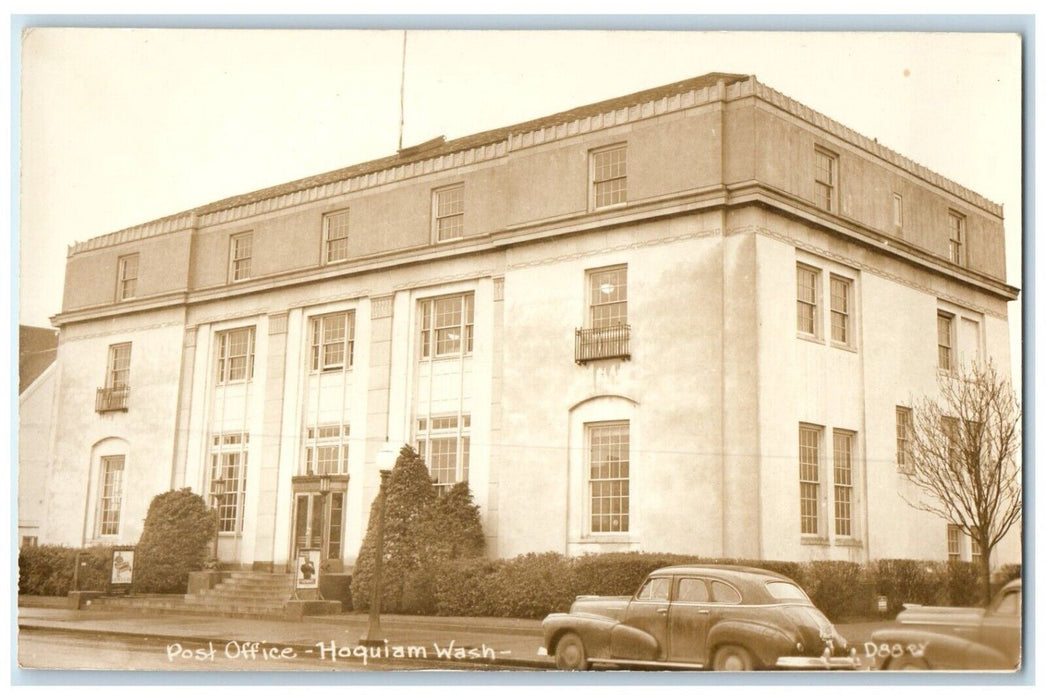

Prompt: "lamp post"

[360,444,397,646]
[210,481,225,565]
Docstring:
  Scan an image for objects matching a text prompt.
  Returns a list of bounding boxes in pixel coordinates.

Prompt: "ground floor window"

[416,414,470,495]
[97,455,125,537]
[209,432,249,533]
[588,421,630,534]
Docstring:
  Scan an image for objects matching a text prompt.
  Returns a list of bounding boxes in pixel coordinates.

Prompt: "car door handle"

[697,609,710,615]
[657,608,668,615]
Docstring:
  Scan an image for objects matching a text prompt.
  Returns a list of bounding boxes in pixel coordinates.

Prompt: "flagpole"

[398,30,407,152]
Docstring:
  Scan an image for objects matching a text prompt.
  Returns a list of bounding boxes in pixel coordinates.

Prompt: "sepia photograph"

[15,22,1024,680]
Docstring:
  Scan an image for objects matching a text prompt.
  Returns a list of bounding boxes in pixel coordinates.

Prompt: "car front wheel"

[712,645,756,671]
[555,633,590,671]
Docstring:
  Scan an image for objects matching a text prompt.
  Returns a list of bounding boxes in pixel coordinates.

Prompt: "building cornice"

[65,75,1001,257]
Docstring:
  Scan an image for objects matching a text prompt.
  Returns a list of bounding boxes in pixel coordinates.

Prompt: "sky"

[17,29,1023,378]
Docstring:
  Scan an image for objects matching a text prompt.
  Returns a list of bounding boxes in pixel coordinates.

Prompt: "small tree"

[903,361,1021,604]
[132,488,217,593]
[351,446,487,613]
[431,481,486,560]
[351,446,437,612]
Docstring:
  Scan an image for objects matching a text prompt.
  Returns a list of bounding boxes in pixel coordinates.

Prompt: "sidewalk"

[18,599,553,670]
[18,597,886,671]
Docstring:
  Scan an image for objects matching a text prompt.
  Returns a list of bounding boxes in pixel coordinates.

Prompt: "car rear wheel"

[555,633,589,671]
[713,645,756,671]
[886,654,929,671]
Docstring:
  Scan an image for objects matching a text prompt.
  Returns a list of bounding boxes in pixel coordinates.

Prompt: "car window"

[636,577,670,601]
[710,580,742,604]
[765,581,810,602]
[676,578,710,603]
[994,590,1021,617]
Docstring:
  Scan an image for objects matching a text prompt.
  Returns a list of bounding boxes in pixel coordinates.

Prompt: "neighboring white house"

[40,73,1020,572]
[19,325,59,547]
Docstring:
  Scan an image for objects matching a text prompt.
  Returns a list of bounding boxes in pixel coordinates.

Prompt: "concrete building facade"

[43,73,1019,572]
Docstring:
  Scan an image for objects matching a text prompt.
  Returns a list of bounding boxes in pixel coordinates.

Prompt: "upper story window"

[591,144,627,209]
[589,265,628,328]
[97,342,131,412]
[323,210,351,263]
[96,455,125,537]
[416,414,471,496]
[434,185,464,242]
[420,292,474,358]
[304,423,350,476]
[588,421,630,534]
[230,233,253,282]
[310,311,355,372]
[814,148,837,212]
[948,211,966,266]
[216,327,255,384]
[937,311,955,372]
[576,265,630,364]
[796,264,820,338]
[829,275,852,346]
[893,193,904,228]
[116,254,139,301]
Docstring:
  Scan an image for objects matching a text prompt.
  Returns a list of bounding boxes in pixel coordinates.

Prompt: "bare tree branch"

[901,360,1021,604]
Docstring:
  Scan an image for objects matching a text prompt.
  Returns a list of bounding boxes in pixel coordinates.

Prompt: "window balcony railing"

[96,386,129,413]
[575,324,631,365]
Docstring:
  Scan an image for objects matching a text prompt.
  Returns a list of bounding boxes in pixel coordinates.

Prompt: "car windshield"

[765,581,809,602]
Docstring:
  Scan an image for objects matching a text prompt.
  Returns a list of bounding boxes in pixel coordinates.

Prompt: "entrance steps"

[92,572,300,619]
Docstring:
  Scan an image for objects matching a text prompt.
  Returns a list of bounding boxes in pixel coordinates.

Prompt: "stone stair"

[92,572,297,619]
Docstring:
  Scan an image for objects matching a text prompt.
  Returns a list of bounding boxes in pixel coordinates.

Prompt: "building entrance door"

[292,491,345,564]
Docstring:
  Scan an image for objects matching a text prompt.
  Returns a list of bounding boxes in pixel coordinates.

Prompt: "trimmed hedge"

[415,553,1011,621]
[132,489,217,594]
[18,545,113,596]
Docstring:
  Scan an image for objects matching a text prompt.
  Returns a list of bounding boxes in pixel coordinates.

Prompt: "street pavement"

[17,596,888,672]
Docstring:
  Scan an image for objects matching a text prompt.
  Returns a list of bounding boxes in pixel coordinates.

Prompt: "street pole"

[360,468,391,646]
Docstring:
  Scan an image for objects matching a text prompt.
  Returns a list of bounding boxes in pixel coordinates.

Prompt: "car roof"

[649,564,794,581]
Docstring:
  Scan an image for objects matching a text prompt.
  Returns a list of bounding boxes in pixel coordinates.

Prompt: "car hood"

[569,595,632,621]
[896,604,985,627]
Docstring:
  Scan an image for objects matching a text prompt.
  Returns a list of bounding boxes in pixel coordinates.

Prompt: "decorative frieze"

[268,312,288,335]
[371,295,393,319]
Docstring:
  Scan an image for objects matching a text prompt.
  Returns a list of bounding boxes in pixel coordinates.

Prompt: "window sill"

[830,342,858,354]
[591,201,629,213]
[574,534,634,545]
[796,333,825,345]
[834,537,864,548]
[801,535,830,546]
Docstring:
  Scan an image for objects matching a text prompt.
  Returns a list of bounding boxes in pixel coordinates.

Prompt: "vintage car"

[539,564,859,671]
[869,578,1021,671]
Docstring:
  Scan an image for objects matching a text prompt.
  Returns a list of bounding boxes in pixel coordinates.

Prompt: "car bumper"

[776,655,861,670]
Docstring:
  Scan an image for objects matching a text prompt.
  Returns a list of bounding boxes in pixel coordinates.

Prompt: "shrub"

[571,552,698,597]
[870,559,945,616]
[132,488,216,594]
[945,561,982,606]
[18,545,112,596]
[992,563,1022,598]
[432,558,503,617]
[487,552,576,618]
[431,482,486,560]
[351,446,437,612]
[795,560,873,621]
[352,446,489,613]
